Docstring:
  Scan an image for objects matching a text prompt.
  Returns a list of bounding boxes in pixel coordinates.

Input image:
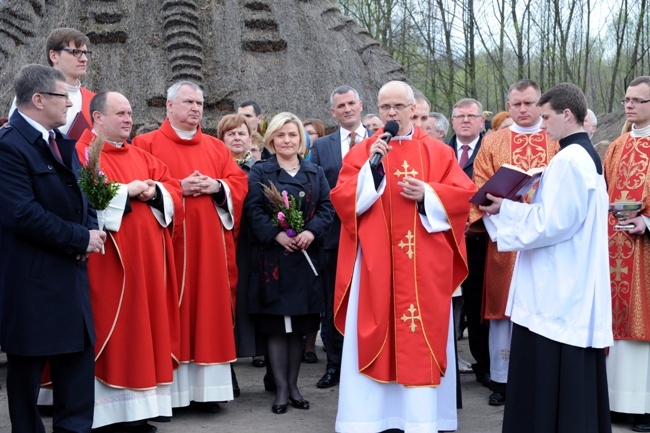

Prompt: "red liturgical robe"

[133,119,249,364]
[469,127,558,319]
[332,126,475,386]
[604,132,650,341]
[76,130,183,388]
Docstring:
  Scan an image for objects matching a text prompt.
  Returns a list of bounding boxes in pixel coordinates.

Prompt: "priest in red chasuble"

[133,81,248,413]
[468,79,558,407]
[604,76,650,433]
[332,81,476,433]
[77,91,183,430]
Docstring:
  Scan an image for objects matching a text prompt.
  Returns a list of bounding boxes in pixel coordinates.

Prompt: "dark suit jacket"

[245,156,334,315]
[0,111,96,356]
[310,127,373,250]
[447,133,484,179]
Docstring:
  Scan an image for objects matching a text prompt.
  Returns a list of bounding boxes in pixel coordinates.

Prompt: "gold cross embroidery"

[398,230,415,259]
[616,191,634,202]
[610,258,628,282]
[394,160,418,179]
[401,304,421,333]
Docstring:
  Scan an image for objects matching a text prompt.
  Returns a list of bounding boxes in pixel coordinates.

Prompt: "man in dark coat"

[447,98,491,392]
[0,64,105,433]
[310,85,371,389]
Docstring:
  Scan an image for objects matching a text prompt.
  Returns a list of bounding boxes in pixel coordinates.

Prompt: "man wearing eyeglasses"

[331,81,476,433]
[8,28,94,139]
[448,98,491,394]
[604,76,650,433]
[0,64,105,433]
[468,79,559,407]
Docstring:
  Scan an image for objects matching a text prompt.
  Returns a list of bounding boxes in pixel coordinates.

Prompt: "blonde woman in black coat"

[245,112,334,414]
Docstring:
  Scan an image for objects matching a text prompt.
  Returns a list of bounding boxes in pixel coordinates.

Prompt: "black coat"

[0,111,96,356]
[245,155,334,316]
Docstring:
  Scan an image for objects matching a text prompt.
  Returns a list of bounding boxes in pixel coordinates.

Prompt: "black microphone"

[370,120,400,170]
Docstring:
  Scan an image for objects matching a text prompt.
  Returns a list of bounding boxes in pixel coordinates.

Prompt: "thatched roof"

[0,0,407,133]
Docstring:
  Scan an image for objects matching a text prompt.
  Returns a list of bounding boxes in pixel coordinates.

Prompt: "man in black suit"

[0,64,105,433]
[447,98,491,388]
[310,85,370,388]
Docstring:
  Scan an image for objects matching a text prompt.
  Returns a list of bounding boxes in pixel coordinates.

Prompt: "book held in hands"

[469,164,545,206]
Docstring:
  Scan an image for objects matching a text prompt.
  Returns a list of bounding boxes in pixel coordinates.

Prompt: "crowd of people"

[2,26,650,433]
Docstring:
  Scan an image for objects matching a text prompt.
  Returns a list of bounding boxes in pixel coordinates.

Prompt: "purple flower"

[286,229,297,238]
[282,190,290,208]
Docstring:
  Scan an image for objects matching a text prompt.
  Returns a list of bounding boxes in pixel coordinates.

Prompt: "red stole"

[79,86,95,126]
[332,127,475,386]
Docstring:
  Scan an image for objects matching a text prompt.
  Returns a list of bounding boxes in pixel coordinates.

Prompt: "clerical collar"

[393,124,414,141]
[510,119,543,134]
[172,125,198,140]
[91,128,124,147]
[631,123,650,138]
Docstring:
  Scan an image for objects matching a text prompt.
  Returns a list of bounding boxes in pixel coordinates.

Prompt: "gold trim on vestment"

[95,231,126,363]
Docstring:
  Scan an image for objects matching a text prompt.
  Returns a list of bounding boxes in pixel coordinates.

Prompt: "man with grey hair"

[426,112,449,140]
[311,85,371,389]
[0,64,105,432]
[362,113,383,131]
[583,108,598,140]
[133,80,248,414]
[447,98,491,392]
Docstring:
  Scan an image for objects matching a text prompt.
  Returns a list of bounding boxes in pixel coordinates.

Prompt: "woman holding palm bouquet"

[245,112,334,414]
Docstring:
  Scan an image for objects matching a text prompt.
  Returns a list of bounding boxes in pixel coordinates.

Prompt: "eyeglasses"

[39,92,70,100]
[61,48,92,58]
[620,98,650,106]
[452,114,482,121]
[378,103,412,112]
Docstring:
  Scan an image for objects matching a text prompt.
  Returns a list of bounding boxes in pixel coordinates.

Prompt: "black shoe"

[149,416,171,423]
[190,401,221,413]
[634,424,650,432]
[317,366,340,388]
[231,365,240,397]
[302,351,318,363]
[271,403,288,414]
[288,397,310,410]
[252,357,266,368]
[488,391,506,406]
[123,421,158,433]
[263,373,276,392]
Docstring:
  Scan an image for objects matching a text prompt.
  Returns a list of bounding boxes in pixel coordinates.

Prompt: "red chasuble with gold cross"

[604,133,650,341]
[332,126,476,386]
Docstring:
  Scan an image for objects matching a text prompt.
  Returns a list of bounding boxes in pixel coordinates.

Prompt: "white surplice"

[484,143,612,349]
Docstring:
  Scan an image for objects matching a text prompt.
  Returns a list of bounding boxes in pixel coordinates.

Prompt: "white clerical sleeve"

[103,184,129,232]
[356,162,450,232]
[149,182,174,228]
[420,184,452,233]
[356,162,384,215]
[215,179,234,230]
[493,156,588,252]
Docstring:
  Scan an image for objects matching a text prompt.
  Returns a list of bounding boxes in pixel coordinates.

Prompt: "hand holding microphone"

[370,120,400,169]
